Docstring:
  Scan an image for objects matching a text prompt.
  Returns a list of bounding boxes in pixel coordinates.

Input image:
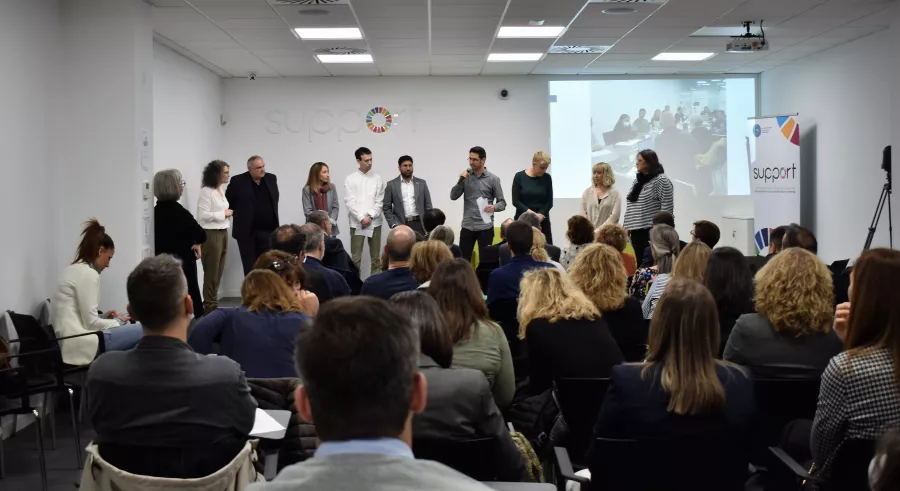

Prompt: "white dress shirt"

[344,169,385,228]
[400,178,417,218]
[197,186,230,230]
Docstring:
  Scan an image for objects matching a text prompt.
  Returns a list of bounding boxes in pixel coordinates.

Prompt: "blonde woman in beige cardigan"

[582,162,622,229]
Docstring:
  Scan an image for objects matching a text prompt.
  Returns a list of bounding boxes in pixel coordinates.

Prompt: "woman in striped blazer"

[623,149,674,258]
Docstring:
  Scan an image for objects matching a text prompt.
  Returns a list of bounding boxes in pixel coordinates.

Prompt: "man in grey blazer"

[248,297,492,491]
[383,155,433,236]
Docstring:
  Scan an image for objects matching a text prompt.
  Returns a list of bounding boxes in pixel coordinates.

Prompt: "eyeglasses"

[270,255,299,271]
[468,158,482,163]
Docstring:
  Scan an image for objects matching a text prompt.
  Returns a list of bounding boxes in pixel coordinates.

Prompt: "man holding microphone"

[451,146,506,261]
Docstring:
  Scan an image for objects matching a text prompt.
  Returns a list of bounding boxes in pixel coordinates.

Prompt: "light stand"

[863,170,892,251]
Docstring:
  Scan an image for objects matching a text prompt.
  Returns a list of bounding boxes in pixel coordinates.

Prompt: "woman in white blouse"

[51,219,143,366]
[581,162,622,229]
[197,160,232,312]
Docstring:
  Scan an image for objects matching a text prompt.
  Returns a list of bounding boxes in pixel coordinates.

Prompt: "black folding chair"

[769,438,875,491]
[413,437,499,481]
[552,378,610,467]
[750,373,821,468]
[556,435,749,491]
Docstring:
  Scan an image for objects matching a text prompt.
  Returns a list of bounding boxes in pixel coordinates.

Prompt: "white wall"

[761,23,898,264]
[153,42,224,291]
[0,0,60,314]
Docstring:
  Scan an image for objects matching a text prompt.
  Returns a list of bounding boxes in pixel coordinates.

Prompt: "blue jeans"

[102,323,143,352]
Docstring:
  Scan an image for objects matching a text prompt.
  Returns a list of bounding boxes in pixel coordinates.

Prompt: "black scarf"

[626,165,664,203]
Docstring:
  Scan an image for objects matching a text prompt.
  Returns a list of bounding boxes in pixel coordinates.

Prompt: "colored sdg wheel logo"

[366,107,393,133]
[753,124,761,137]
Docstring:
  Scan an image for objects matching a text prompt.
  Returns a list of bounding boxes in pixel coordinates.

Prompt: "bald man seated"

[360,225,420,300]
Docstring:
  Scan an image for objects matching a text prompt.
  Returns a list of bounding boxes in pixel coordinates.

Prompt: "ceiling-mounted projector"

[727,21,768,53]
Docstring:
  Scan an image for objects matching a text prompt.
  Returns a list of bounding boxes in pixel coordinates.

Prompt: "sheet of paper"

[356,225,375,237]
[251,408,285,436]
[476,197,492,224]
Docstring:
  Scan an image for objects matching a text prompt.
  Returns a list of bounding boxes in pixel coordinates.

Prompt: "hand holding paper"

[476,197,492,224]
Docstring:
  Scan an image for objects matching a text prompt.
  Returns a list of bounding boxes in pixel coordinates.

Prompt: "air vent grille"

[549,45,610,54]
[272,0,347,5]
[313,47,368,55]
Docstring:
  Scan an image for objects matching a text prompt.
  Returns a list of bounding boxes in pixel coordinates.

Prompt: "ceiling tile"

[537,54,598,68]
[260,56,328,76]
[579,66,632,74]
[490,38,555,53]
[430,63,484,76]
[431,54,486,63]
[189,1,278,20]
[431,45,489,55]
[481,61,540,75]
[226,29,304,49]
[371,47,430,62]
[377,62,430,76]
[250,48,312,58]
[274,4,358,28]
[554,37,623,47]
[216,18,287,30]
[321,64,381,77]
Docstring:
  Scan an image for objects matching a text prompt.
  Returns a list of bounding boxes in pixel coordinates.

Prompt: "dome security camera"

[249,72,257,81]
[499,88,509,100]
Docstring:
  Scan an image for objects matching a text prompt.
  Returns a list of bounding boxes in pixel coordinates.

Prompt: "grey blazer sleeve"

[383,180,398,228]
[302,186,314,219]
[328,187,340,235]
[422,179,433,212]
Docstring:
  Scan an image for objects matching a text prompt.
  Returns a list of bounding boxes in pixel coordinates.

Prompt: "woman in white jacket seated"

[51,219,143,366]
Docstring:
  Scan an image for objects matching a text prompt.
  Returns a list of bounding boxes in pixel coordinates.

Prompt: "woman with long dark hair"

[429,258,514,409]
[51,219,143,365]
[302,162,340,236]
[623,149,674,258]
[703,247,754,356]
[197,160,232,312]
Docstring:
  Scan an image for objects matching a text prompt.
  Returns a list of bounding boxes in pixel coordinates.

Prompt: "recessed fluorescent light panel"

[652,52,715,61]
[295,28,362,40]
[497,26,565,38]
[317,54,373,63]
[487,53,544,62]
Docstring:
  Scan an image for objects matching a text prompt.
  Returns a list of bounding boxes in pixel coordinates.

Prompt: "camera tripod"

[863,171,893,251]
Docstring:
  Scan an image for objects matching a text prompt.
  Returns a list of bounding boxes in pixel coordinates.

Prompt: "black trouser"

[460,227,494,262]
[238,229,273,275]
[540,218,553,245]
[405,217,426,237]
[629,227,651,263]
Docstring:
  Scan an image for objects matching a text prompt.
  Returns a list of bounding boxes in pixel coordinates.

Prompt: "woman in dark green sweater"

[512,151,554,243]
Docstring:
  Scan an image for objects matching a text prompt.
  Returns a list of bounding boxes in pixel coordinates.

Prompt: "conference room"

[2,0,899,490]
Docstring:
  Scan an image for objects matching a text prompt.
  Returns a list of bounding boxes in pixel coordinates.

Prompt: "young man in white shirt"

[344,147,385,277]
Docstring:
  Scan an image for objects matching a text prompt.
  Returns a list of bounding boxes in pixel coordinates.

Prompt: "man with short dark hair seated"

[487,221,554,306]
[499,211,560,265]
[271,224,334,304]
[299,223,350,299]
[360,225,419,299]
[306,210,358,274]
[248,297,492,491]
[783,223,818,254]
[86,255,256,478]
[423,208,461,257]
[640,211,688,268]
[691,220,721,249]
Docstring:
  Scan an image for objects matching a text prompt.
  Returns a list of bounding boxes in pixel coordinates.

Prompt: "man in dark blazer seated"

[271,224,335,305]
[299,223,351,299]
[306,210,358,275]
[226,155,279,275]
[86,255,256,478]
[360,225,419,300]
[476,218,512,293]
[499,211,560,265]
[487,221,554,306]
[639,211,688,268]
[383,155,433,237]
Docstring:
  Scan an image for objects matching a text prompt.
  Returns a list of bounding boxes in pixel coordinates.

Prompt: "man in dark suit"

[226,155,280,275]
[487,221,554,306]
[300,223,351,299]
[423,208,461,258]
[271,224,335,305]
[383,155,433,236]
[306,210,358,275]
[639,211,688,268]
[499,212,560,265]
[86,255,256,478]
[360,225,419,300]
[476,218,512,293]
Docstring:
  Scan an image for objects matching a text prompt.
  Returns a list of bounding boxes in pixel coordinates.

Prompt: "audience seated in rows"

[518,268,623,394]
[487,221,554,306]
[560,215,595,271]
[723,248,841,377]
[768,225,787,255]
[592,278,754,460]
[52,219,143,366]
[271,224,334,305]
[643,241,711,319]
[639,211,687,268]
[360,225,419,300]
[812,248,900,482]
[390,291,527,482]
[430,259,515,409]
[703,247,755,356]
[87,255,257,479]
[595,223,636,278]
[480,218,512,267]
[783,223,818,254]
[305,210,358,275]
[299,223,351,299]
[630,224,679,305]
[189,252,315,378]
[409,240,453,289]
[250,297,493,491]
[428,225,460,259]
[530,226,566,274]
[500,211,560,265]
[569,244,647,361]
[423,208,462,258]
[691,219,721,249]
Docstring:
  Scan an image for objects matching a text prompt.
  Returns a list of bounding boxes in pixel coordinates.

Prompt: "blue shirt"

[360,267,420,300]
[486,255,554,306]
[304,256,351,298]
[315,438,413,459]
[188,306,309,378]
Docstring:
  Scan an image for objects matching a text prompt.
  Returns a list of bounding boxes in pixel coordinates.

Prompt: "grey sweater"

[248,453,493,491]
